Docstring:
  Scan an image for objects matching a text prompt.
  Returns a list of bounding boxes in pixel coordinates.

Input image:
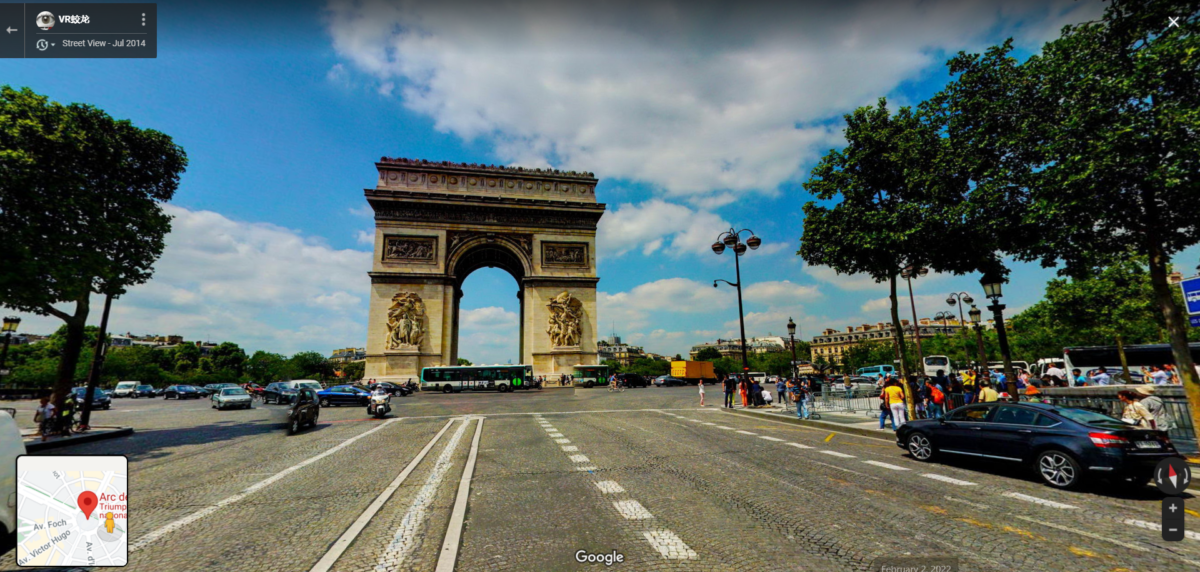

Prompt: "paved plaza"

[2,386,1197,571]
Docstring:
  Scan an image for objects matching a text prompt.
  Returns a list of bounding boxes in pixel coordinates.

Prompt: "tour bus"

[420,364,534,393]
[572,364,610,388]
[855,365,895,380]
[1062,343,1200,384]
[987,360,1030,373]
[922,355,952,377]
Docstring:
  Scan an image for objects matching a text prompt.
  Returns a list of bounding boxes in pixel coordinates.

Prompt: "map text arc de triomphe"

[363,157,604,381]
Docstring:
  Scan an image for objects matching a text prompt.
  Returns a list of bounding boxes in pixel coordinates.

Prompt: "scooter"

[368,392,391,419]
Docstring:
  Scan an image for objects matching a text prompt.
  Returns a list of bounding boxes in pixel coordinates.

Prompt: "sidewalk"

[20,425,134,452]
[722,402,905,442]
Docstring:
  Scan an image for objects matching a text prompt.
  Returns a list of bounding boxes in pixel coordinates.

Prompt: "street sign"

[1181,276,1200,315]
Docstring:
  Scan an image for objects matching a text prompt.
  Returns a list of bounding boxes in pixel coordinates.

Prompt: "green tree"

[800,99,989,407]
[673,354,684,361]
[210,342,247,376]
[289,351,333,380]
[341,361,365,382]
[626,357,669,378]
[245,351,289,383]
[693,347,722,361]
[600,359,624,374]
[456,358,472,366]
[0,87,187,408]
[934,1,1200,433]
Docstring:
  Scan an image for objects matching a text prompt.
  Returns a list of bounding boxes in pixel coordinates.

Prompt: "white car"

[1,408,25,548]
[212,387,253,410]
[112,381,139,398]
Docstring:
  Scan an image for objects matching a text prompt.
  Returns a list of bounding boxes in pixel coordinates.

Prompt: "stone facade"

[364,157,605,381]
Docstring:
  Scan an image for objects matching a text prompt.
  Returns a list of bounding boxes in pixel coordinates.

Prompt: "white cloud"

[326,63,349,86]
[743,280,821,305]
[355,230,374,245]
[860,293,958,320]
[460,306,518,330]
[325,0,1100,202]
[5,205,372,355]
[802,264,889,292]
[348,205,373,217]
[456,306,520,364]
[597,199,730,259]
[598,277,731,331]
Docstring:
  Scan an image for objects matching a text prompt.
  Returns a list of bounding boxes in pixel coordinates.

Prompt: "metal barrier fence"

[1018,394,1198,455]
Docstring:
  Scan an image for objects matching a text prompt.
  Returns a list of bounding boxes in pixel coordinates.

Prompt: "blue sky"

[5,0,1196,363]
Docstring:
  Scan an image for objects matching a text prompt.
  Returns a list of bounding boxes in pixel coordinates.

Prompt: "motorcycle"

[367,392,391,419]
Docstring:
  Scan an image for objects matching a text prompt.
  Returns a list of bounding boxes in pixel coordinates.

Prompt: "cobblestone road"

[2,386,1197,571]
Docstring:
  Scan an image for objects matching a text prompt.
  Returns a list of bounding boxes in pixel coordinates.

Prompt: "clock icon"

[36,39,48,51]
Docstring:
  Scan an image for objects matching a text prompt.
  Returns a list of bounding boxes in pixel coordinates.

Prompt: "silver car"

[212,387,253,410]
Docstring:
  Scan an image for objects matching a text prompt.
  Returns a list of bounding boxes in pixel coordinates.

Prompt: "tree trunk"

[1115,334,1131,384]
[1147,243,1200,452]
[889,274,916,413]
[81,293,114,428]
[53,296,90,412]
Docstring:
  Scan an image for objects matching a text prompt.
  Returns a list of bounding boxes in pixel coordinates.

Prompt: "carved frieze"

[447,231,532,257]
[374,203,602,230]
[382,235,437,263]
[385,292,426,350]
[542,242,589,267]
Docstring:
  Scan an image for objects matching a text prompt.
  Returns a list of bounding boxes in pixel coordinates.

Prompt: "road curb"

[25,427,134,452]
[722,408,894,442]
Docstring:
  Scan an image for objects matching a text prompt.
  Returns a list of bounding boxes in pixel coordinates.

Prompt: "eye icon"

[36,11,55,31]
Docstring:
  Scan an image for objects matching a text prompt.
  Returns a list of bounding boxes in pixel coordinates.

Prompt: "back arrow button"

[5,27,15,34]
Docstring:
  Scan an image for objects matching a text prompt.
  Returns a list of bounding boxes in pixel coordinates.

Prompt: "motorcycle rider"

[369,385,390,414]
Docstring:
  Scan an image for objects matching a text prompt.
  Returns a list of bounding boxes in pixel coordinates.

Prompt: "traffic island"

[22,426,134,452]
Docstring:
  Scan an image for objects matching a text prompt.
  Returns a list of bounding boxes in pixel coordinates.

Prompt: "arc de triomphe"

[363,157,605,381]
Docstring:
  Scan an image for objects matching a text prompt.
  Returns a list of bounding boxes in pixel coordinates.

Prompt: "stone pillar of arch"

[363,157,605,381]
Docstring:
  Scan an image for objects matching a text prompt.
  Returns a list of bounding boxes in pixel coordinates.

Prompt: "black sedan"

[134,385,156,398]
[163,385,203,399]
[72,387,111,410]
[615,373,649,388]
[897,402,1177,489]
[316,386,370,407]
[367,382,411,397]
[653,375,687,387]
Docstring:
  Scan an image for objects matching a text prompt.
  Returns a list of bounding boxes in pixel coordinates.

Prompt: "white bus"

[572,365,610,388]
[922,355,951,377]
[421,365,533,393]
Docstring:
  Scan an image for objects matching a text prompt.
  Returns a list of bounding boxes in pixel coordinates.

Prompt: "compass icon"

[36,39,48,51]
[1155,457,1192,495]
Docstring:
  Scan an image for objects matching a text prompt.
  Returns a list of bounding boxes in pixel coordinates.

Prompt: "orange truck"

[670,361,717,384]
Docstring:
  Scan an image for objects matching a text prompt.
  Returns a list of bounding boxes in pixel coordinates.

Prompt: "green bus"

[572,364,610,388]
[420,365,534,393]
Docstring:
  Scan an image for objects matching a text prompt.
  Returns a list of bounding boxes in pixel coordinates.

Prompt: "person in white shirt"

[1046,365,1065,385]
[1150,366,1170,385]
[1090,368,1111,386]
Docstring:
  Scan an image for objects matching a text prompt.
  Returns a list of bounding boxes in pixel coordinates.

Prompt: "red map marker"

[77,491,98,519]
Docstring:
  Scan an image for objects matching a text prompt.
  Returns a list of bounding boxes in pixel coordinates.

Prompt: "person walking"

[1135,385,1173,432]
[34,395,55,442]
[739,377,749,408]
[723,375,735,408]
[776,377,788,407]
[697,379,706,407]
[882,379,907,429]
[796,379,811,420]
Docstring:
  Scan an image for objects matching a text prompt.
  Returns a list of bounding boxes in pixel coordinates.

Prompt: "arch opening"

[450,242,528,366]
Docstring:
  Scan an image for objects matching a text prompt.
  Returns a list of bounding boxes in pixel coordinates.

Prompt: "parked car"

[264,380,325,404]
[112,381,139,398]
[203,383,239,396]
[317,385,371,407]
[212,387,253,410]
[896,401,1177,489]
[653,375,687,387]
[286,388,320,435]
[134,385,156,398]
[72,387,111,410]
[0,409,25,550]
[164,385,202,399]
[614,373,649,388]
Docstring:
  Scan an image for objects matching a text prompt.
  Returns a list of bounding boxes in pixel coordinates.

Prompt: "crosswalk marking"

[595,481,625,494]
[613,500,654,520]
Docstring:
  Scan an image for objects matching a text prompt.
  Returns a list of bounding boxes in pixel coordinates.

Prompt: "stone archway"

[363,157,605,381]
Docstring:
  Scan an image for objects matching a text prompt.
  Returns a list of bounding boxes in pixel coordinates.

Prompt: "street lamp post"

[712,228,761,376]
[900,265,929,378]
[787,317,798,379]
[968,305,988,388]
[980,272,1017,397]
[946,292,975,371]
[1,316,20,384]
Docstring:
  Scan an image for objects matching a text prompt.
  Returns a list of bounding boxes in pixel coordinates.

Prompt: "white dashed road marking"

[819,451,855,458]
[569,454,590,463]
[862,460,909,471]
[549,433,564,438]
[702,422,716,426]
[758,436,784,442]
[1123,519,1200,541]
[736,430,757,435]
[717,426,735,430]
[786,443,813,449]
[923,474,976,486]
[644,530,699,560]
[576,465,598,471]
[562,445,579,452]
[1001,492,1078,509]
[613,500,655,520]
[594,481,625,494]
[554,438,571,444]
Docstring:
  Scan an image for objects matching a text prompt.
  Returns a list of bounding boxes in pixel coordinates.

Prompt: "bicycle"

[608,382,625,393]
